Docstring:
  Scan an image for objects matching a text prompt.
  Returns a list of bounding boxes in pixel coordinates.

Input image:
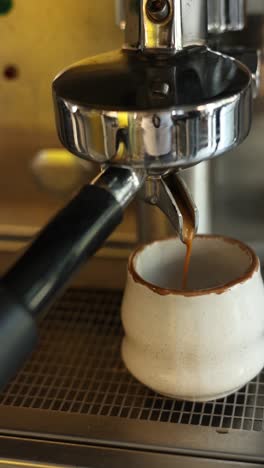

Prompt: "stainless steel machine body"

[208,0,245,33]
[117,0,247,36]
[114,0,260,241]
[53,0,253,243]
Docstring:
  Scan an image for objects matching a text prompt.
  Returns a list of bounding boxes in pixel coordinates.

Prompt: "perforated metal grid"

[0,289,264,432]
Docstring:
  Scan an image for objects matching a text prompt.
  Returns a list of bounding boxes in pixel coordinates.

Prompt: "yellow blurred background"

[0,0,136,288]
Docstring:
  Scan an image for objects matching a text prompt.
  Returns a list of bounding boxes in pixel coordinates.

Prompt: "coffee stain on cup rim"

[128,235,259,297]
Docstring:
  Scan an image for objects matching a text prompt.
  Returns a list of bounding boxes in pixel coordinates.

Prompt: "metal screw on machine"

[146,0,170,23]
[151,81,170,97]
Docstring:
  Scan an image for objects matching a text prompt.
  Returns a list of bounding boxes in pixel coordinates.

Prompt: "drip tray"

[0,289,264,464]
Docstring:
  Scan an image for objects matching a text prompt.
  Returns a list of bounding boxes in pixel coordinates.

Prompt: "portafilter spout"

[0,0,253,389]
[140,173,199,244]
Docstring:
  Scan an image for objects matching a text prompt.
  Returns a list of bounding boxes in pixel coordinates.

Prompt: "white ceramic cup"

[121,236,264,402]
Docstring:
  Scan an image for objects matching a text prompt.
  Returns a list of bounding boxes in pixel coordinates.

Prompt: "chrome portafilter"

[53,45,252,240]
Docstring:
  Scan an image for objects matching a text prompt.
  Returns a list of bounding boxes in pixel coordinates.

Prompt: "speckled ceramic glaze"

[121,236,264,402]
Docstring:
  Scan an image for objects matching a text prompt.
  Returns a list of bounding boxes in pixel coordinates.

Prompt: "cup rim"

[128,235,259,297]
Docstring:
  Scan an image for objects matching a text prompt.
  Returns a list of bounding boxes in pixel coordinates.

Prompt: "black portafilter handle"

[0,167,141,390]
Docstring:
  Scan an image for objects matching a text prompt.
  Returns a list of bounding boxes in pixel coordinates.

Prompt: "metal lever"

[141,173,199,243]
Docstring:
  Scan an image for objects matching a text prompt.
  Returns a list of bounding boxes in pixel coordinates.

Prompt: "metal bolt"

[152,81,170,98]
[153,115,161,128]
[146,0,170,23]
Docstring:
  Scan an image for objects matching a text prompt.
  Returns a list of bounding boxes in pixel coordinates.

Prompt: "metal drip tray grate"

[0,289,264,434]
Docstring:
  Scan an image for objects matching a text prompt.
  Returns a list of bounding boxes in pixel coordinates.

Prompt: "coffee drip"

[182,223,195,290]
[176,194,196,289]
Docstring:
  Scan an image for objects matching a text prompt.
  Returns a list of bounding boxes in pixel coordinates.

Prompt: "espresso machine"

[0,1,264,467]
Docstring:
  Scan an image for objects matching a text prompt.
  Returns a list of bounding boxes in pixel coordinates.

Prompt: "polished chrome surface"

[136,163,211,243]
[246,49,261,100]
[140,173,198,242]
[1,289,264,464]
[93,167,145,209]
[118,0,246,37]
[53,48,252,171]
[123,0,207,53]
[95,168,199,242]
[215,47,261,99]
[208,0,246,34]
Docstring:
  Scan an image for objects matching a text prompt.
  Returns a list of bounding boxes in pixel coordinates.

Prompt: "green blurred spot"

[0,0,13,15]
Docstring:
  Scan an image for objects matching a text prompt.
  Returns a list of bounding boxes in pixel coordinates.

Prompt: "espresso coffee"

[182,234,194,289]
[177,198,195,289]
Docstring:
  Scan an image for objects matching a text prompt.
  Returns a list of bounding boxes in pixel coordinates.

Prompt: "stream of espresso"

[177,197,195,289]
[182,225,195,290]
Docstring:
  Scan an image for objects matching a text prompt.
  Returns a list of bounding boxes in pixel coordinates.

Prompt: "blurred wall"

[0,0,122,131]
[0,0,123,210]
[0,1,133,288]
